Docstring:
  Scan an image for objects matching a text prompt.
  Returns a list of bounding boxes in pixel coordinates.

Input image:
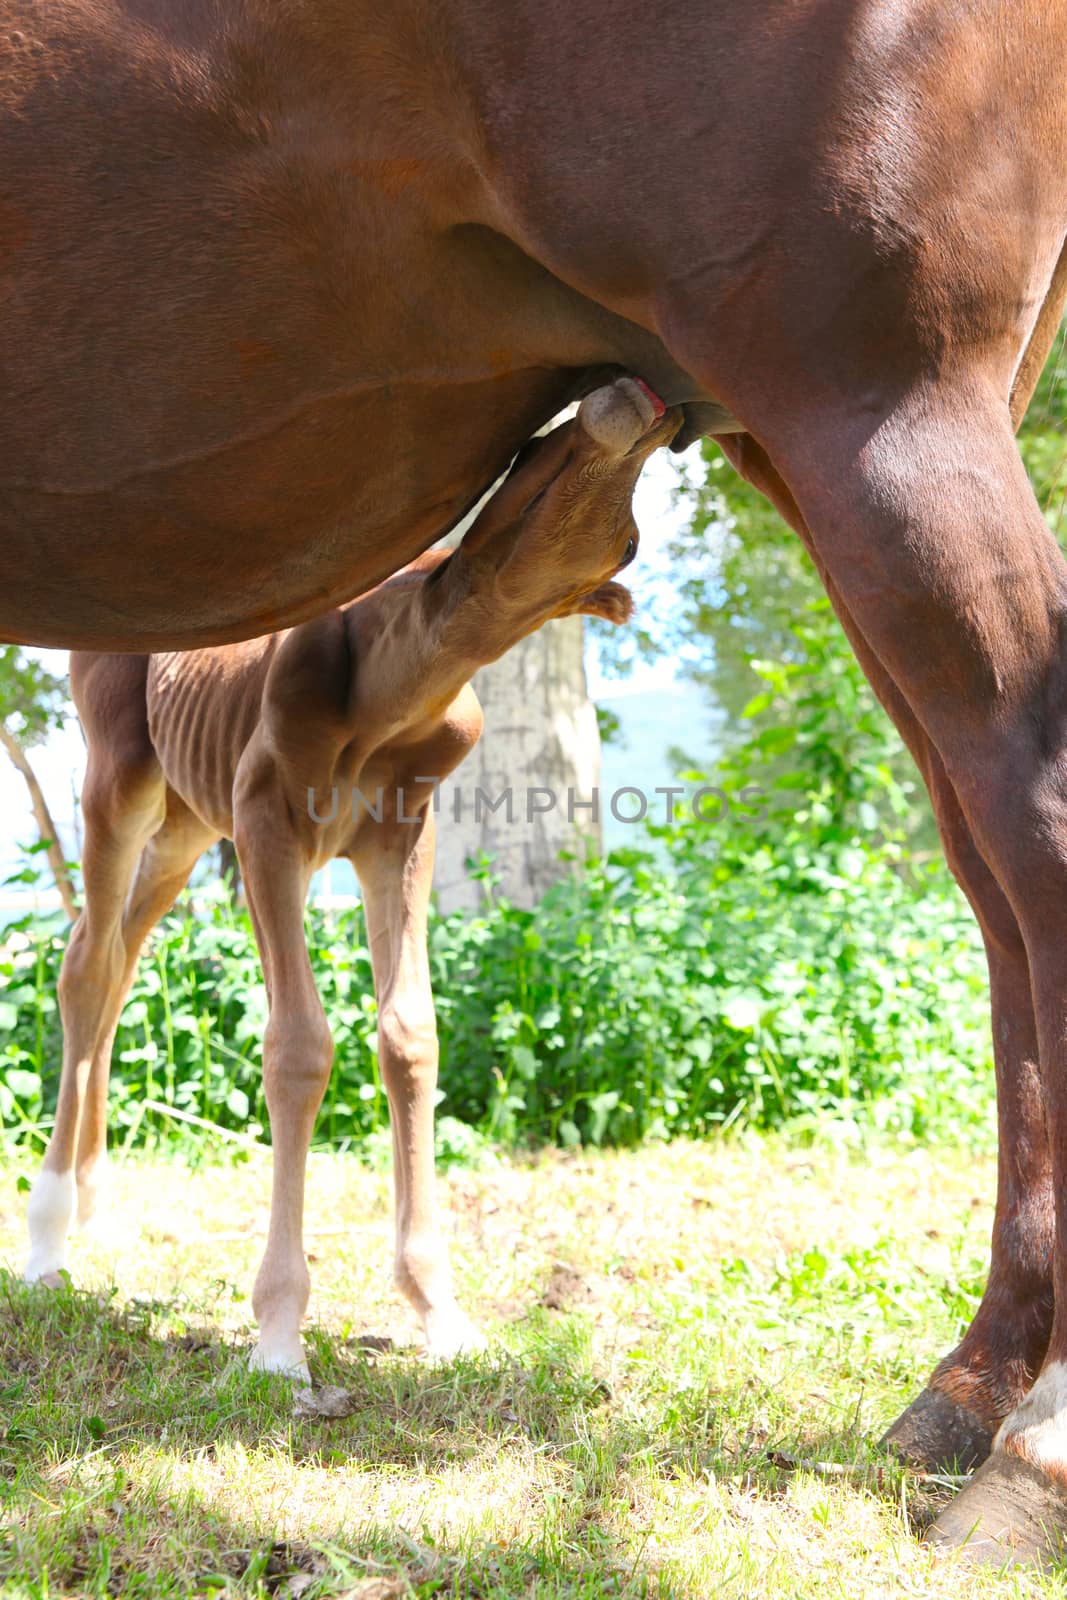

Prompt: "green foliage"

[1018,321,1067,539]
[672,447,822,721]
[672,446,941,857]
[0,792,991,1158]
[0,648,69,746]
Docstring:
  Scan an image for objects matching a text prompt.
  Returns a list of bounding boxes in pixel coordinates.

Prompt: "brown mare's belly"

[0,373,571,652]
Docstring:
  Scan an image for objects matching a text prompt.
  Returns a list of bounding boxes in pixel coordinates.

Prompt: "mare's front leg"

[353,804,483,1357]
[237,794,333,1380]
[718,434,1053,1473]
[727,392,1067,1564]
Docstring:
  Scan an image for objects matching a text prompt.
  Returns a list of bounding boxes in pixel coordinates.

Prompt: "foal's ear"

[577,378,662,457]
[572,581,634,624]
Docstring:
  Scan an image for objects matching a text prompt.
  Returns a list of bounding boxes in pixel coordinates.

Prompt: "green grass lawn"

[0,1135,1062,1599]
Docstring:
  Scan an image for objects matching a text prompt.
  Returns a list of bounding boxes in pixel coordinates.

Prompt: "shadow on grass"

[1,1270,730,1597]
[1,1267,954,1596]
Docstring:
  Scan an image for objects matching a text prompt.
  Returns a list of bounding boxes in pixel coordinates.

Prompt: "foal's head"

[453,377,681,639]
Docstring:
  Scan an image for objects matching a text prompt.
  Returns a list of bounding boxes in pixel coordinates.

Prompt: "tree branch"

[0,720,78,921]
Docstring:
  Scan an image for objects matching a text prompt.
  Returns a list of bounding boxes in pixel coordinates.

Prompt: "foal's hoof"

[927,1452,1067,1570]
[880,1386,994,1473]
[422,1313,488,1362]
[24,1267,65,1290]
[248,1340,311,1384]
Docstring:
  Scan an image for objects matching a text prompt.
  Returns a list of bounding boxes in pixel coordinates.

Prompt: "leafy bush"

[0,801,992,1157]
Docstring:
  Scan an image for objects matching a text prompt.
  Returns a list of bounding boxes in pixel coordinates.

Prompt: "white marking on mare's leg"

[995,1361,1067,1479]
[24,1169,77,1283]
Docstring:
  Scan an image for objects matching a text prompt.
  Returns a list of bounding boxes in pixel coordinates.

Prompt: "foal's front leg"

[353,808,483,1357]
[237,808,333,1379]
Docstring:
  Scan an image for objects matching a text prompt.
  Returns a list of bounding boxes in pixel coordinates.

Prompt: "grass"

[0,1133,1063,1598]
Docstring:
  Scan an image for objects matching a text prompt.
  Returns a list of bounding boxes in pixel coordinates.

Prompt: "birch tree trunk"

[0,721,78,920]
[433,618,601,913]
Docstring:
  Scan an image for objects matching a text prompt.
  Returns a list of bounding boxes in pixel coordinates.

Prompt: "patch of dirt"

[346,1333,395,1355]
[292,1384,357,1419]
[209,1541,326,1598]
[263,1540,326,1597]
[540,1262,600,1311]
[167,1330,220,1355]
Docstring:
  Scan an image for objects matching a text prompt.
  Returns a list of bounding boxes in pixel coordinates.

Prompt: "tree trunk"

[433,617,601,913]
[0,720,78,920]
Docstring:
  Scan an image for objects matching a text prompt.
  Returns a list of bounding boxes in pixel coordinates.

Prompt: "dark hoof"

[879,1387,993,1473]
[926,1452,1067,1570]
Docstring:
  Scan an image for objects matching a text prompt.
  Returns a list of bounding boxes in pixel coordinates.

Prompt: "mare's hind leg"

[740,390,1067,1564]
[719,434,1053,1472]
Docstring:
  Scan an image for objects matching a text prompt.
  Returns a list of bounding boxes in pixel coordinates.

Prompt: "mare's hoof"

[880,1386,993,1473]
[927,1452,1067,1570]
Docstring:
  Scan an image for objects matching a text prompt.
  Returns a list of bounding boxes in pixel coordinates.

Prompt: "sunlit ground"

[0,1136,1060,1598]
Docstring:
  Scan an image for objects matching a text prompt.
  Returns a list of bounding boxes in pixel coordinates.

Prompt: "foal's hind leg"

[748,392,1067,1563]
[68,800,216,1234]
[719,434,1053,1472]
[25,667,166,1280]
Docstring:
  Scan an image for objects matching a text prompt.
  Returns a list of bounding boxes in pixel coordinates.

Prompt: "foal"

[25,379,679,1375]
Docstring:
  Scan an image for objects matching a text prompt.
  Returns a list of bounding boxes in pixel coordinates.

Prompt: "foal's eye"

[618,535,637,569]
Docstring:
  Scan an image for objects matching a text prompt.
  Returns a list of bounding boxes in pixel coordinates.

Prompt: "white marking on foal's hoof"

[421,1310,488,1362]
[248,1338,311,1384]
[24,1169,76,1283]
